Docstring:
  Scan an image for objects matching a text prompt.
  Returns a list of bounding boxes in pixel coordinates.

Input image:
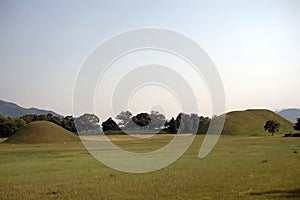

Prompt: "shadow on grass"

[248,188,300,198]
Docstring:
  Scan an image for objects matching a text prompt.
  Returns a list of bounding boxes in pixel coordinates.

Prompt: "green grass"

[221,109,294,136]
[0,135,299,200]
[6,121,79,143]
[109,134,174,152]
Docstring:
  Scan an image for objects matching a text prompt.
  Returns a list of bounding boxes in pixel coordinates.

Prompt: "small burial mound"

[6,121,79,143]
[221,109,294,136]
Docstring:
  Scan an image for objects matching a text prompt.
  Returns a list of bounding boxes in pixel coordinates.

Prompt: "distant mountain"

[0,99,62,118]
[276,108,300,123]
[220,109,293,136]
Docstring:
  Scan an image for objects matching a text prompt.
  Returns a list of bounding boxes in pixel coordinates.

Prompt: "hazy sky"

[0,0,299,119]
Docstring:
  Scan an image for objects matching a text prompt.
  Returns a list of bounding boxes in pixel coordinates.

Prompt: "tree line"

[0,111,212,137]
[102,111,211,134]
[2,111,300,138]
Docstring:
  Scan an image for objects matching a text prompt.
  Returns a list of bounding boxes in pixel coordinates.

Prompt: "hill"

[221,109,294,136]
[0,99,62,118]
[276,108,300,123]
[5,121,79,143]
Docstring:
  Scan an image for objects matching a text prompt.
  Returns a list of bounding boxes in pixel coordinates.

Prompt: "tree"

[0,116,15,137]
[46,113,62,126]
[264,120,280,136]
[102,118,120,132]
[75,113,100,132]
[149,111,166,131]
[190,113,199,133]
[61,116,77,133]
[20,114,62,126]
[132,113,151,127]
[50,116,62,126]
[175,113,182,130]
[175,113,199,133]
[14,118,26,130]
[116,111,132,129]
[294,118,300,131]
[197,116,211,134]
[0,116,26,138]
[165,117,177,134]
[21,114,38,124]
[36,114,49,121]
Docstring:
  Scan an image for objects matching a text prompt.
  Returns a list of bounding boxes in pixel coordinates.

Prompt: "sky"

[0,0,299,120]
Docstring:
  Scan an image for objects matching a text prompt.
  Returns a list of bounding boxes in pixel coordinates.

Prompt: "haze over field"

[0,0,299,119]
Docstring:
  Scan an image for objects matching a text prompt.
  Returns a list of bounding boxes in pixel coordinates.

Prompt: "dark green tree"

[47,113,53,120]
[61,116,77,133]
[20,114,62,125]
[45,113,62,126]
[102,117,120,132]
[197,116,211,134]
[36,114,48,121]
[21,114,38,124]
[132,113,151,127]
[50,116,62,126]
[176,113,183,130]
[15,118,26,130]
[0,116,26,138]
[294,118,300,131]
[165,117,177,134]
[264,120,280,136]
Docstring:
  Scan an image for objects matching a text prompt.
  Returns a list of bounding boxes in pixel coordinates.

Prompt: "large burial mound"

[6,121,79,143]
[221,109,294,136]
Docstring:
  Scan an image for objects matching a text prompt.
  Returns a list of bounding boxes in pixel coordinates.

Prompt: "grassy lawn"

[0,135,299,199]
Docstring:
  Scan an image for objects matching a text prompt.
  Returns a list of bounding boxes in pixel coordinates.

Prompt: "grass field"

[0,135,299,199]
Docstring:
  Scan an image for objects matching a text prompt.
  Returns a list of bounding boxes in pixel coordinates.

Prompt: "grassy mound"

[221,109,294,136]
[6,121,79,143]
